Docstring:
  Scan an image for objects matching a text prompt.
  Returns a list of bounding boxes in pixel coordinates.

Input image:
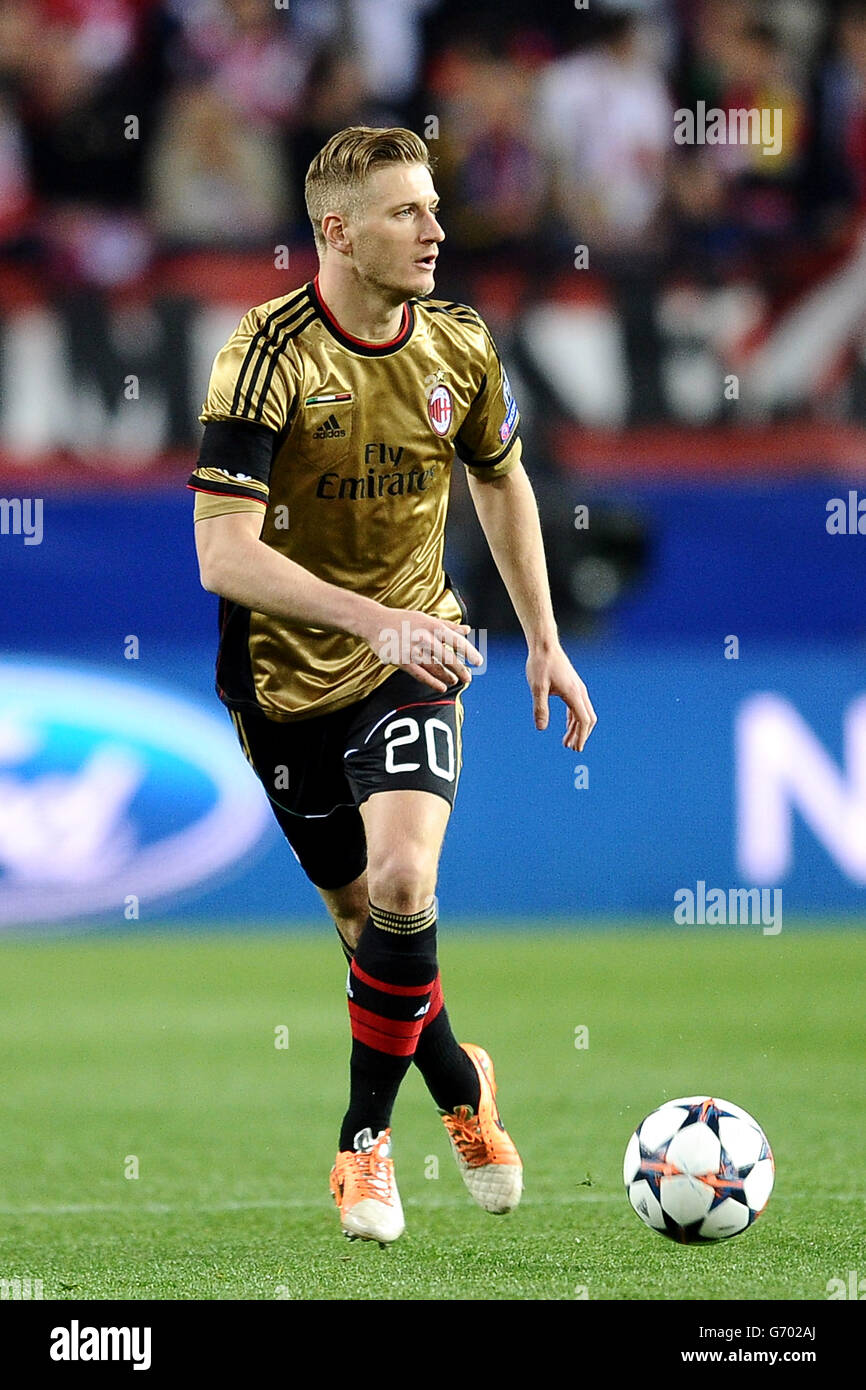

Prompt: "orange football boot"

[441,1044,523,1213]
[329,1127,404,1245]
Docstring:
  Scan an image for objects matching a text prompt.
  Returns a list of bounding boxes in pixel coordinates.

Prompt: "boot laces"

[352,1143,393,1203]
[446,1105,487,1166]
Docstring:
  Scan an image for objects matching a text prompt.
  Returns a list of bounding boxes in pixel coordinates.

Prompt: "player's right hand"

[362,606,483,692]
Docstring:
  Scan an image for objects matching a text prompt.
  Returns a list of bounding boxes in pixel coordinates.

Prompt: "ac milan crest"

[427,384,453,436]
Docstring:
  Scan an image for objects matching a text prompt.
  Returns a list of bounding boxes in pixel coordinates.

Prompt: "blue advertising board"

[0,643,863,928]
[2,480,864,928]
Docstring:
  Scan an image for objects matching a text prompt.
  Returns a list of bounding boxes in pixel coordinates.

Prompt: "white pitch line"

[0,1192,861,1217]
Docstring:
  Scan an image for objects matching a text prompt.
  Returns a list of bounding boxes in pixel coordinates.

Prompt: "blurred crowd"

[1,0,865,292]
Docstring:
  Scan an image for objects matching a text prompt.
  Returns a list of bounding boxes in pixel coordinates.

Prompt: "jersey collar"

[309,277,415,357]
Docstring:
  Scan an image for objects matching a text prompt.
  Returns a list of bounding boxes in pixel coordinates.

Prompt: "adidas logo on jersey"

[313,414,346,439]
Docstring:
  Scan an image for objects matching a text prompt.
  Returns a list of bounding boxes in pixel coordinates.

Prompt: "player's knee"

[366,846,436,916]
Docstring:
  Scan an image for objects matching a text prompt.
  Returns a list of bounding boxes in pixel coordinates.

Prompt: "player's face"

[348,163,444,303]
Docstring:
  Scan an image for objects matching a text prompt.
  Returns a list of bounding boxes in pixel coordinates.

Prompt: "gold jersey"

[188,276,521,721]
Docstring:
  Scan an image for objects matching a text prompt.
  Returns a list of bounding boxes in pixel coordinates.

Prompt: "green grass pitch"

[0,927,863,1301]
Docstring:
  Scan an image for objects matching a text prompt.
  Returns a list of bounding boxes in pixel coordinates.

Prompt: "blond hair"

[305,126,434,254]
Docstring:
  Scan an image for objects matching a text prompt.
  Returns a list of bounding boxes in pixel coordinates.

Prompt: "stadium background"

[2,0,865,927]
[2,0,866,1311]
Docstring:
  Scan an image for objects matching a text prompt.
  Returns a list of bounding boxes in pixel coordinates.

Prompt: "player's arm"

[466,462,597,752]
[194,509,481,693]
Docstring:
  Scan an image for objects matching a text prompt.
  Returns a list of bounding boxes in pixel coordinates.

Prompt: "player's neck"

[315,268,406,345]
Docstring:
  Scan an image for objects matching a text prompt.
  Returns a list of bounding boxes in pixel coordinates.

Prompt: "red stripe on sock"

[349,1015,421,1057]
[350,959,434,997]
[349,1000,428,1040]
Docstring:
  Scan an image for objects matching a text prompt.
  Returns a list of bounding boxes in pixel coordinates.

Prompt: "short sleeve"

[455,320,522,480]
[188,306,299,518]
[198,308,297,433]
[188,418,276,516]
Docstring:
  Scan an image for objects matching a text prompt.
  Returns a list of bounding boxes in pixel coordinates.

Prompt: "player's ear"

[322,212,351,256]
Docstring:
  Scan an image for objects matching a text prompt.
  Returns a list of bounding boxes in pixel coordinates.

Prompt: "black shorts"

[228,669,467,891]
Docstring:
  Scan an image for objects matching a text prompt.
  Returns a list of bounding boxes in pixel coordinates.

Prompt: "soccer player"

[189,127,596,1245]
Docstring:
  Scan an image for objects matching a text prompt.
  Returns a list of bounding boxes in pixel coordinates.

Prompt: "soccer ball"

[623,1095,774,1243]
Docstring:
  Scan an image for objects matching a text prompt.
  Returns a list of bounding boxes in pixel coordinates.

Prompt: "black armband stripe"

[196,418,276,485]
[455,429,520,470]
[187,475,267,504]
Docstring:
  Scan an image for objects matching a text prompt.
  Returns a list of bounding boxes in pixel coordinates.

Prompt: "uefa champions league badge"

[427,383,453,436]
[499,369,518,442]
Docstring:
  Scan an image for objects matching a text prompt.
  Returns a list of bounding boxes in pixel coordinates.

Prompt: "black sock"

[338,901,437,1153]
[413,994,481,1114]
[334,913,481,1117]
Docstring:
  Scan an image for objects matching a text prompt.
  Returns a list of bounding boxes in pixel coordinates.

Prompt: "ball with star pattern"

[623,1096,774,1243]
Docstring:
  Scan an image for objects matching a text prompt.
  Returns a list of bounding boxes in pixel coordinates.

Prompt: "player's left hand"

[526,645,597,752]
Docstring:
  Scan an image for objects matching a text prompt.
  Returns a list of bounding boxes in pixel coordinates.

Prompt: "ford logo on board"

[0,661,271,927]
